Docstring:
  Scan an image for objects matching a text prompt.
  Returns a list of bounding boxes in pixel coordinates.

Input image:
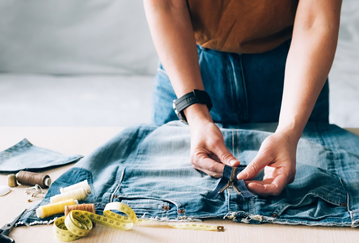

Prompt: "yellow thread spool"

[7,174,17,187]
[50,188,88,204]
[36,199,78,218]
[60,180,91,194]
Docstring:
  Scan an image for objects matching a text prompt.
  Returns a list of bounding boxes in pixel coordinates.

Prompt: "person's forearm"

[277,0,342,140]
[144,0,211,124]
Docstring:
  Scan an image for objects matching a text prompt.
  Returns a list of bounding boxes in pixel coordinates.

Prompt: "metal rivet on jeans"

[271,213,279,218]
[178,209,185,214]
[340,203,347,207]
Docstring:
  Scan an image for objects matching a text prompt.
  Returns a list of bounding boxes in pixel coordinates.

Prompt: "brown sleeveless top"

[187,0,298,53]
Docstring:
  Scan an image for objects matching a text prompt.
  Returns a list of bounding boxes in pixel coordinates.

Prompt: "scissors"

[0,209,27,243]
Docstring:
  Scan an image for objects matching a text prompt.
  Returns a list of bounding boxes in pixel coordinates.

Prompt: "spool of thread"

[8,174,18,187]
[36,199,78,218]
[64,204,95,216]
[16,171,52,188]
[65,204,96,227]
[50,188,88,204]
[60,180,91,194]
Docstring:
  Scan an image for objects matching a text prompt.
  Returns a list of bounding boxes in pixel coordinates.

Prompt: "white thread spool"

[50,188,88,204]
[36,199,78,218]
[60,180,91,194]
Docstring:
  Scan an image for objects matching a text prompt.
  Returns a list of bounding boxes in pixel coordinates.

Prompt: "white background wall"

[0,0,358,127]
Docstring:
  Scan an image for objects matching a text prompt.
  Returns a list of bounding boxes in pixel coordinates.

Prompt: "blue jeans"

[152,40,329,125]
[18,121,359,228]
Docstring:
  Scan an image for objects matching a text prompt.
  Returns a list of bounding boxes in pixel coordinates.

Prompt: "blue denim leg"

[152,40,329,125]
[152,63,178,125]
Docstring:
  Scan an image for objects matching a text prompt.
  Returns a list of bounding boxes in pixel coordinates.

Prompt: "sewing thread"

[65,204,96,227]
[64,204,95,216]
[7,174,17,187]
[16,171,52,188]
[50,188,88,204]
[36,199,78,218]
[60,180,91,194]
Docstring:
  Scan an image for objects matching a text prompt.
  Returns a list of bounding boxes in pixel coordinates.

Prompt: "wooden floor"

[1,127,359,243]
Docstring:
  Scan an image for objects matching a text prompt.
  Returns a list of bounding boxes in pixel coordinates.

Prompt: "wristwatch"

[173,89,213,124]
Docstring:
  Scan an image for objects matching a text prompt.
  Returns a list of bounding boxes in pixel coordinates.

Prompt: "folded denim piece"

[0,138,83,172]
[17,121,359,228]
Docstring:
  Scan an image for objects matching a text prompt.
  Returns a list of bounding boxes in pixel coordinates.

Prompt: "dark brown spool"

[65,204,96,227]
[16,171,51,188]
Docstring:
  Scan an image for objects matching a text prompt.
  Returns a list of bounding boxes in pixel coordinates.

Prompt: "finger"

[237,151,272,180]
[212,143,240,167]
[192,154,224,178]
[246,174,287,196]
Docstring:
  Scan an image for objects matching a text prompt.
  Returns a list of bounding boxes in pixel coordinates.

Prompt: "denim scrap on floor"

[0,138,83,172]
[17,121,359,228]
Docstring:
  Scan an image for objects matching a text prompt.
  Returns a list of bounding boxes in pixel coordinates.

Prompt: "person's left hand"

[236,130,298,196]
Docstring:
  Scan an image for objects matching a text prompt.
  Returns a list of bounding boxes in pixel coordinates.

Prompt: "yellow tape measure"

[53,202,224,242]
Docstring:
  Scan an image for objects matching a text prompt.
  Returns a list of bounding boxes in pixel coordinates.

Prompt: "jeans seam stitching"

[110,168,126,203]
[239,55,250,121]
[227,54,241,122]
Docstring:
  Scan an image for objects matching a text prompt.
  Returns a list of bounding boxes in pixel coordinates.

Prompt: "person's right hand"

[186,104,240,177]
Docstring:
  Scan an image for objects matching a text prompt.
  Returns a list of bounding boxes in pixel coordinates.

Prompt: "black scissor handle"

[0,233,15,243]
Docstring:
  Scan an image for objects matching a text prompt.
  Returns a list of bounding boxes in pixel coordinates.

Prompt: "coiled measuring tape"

[53,202,224,242]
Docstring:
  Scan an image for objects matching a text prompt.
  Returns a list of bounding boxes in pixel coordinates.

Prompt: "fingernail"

[230,160,238,166]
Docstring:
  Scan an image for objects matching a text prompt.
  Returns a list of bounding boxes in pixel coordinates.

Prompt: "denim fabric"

[18,121,359,228]
[207,165,255,199]
[0,139,83,172]
[152,40,329,125]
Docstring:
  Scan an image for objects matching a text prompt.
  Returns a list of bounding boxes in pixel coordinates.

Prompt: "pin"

[25,184,46,202]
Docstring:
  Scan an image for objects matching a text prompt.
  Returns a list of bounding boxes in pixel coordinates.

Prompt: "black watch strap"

[173,89,213,124]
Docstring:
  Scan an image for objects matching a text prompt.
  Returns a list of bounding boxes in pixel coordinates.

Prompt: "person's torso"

[187,0,299,53]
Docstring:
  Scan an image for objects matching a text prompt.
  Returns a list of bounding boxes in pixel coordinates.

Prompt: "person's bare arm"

[237,0,342,196]
[144,0,201,97]
[278,0,342,139]
[144,0,240,177]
